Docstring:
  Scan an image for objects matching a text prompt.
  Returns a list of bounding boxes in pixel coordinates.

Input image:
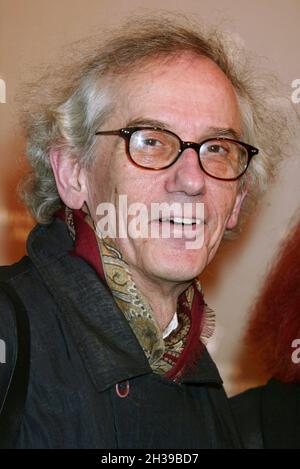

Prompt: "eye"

[132,130,170,152]
[142,137,163,147]
[206,143,228,155]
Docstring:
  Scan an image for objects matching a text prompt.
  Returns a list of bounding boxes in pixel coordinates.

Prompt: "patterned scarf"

[59,207,215,381]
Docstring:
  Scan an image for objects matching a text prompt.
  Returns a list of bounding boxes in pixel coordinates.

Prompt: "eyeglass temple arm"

[95,130,121,136]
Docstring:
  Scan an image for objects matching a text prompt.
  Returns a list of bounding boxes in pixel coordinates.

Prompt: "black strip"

[0,282,30,449]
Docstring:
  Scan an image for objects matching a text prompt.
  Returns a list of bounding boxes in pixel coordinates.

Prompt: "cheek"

[207,183,238,232]
[85,159,115,214]
[113,162,164,205]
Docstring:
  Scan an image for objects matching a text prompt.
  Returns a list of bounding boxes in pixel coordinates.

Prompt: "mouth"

[154,217,205,242]
[158,216,204,226]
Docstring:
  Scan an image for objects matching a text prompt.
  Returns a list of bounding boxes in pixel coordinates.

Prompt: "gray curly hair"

[19,14,293,235]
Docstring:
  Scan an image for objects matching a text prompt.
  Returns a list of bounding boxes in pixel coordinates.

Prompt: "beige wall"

[0,0,299,395]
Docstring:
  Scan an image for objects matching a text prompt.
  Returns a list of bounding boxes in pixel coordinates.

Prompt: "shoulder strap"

[0,281,31,449]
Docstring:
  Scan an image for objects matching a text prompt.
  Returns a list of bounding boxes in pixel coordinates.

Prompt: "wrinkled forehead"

[109,52,242,135]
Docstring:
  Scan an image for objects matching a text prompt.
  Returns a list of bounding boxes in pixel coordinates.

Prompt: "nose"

[165,148,206,196]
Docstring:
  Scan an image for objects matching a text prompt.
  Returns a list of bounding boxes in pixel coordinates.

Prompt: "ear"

[226,188,248,230]
[49,149,88,209]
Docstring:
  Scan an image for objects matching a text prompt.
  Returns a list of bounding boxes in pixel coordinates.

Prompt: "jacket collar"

[27,219,222,392]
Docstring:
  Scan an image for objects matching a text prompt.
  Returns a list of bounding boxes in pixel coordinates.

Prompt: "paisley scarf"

[58,207,215,382]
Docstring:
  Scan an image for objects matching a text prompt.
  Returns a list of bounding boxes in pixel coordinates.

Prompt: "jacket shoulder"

[230,385,264,449]
[0,256,33,357]
[260,379,300,448]
[0,260,31,405]
[0,256,33,283]
[231,379,300,449]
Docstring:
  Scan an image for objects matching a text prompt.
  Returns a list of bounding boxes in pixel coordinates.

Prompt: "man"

[0,17,283,448]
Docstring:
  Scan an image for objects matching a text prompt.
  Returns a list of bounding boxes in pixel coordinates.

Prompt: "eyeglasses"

[95,126,259,181]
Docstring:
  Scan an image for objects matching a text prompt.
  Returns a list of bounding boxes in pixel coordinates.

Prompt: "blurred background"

[0,0,299,395]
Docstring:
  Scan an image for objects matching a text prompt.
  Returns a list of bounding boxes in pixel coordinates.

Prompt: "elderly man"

[0,17,281,448]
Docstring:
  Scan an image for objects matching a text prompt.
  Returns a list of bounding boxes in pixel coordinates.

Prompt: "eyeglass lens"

[129,129,248,179]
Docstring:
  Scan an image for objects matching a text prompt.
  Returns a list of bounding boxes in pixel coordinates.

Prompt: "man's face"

[85,53,246,287]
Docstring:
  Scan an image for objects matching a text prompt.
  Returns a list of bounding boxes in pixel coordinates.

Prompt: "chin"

[145,240,208,283]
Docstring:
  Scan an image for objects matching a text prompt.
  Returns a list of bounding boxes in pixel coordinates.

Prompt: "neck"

[130,268,191,331]
[83,211,191,331]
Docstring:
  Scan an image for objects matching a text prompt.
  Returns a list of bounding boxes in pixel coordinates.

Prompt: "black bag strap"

[0,281,31,449]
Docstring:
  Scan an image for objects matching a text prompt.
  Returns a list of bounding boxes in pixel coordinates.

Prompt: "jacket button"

[115,380,130,398]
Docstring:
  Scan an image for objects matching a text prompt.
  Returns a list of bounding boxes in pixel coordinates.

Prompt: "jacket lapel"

[27,219,152,393]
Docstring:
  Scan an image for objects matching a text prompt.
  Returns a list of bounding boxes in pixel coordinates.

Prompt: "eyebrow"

[126,118,169,129]
[126,118,241,141]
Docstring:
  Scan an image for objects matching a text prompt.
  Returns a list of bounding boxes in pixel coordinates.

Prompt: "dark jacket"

[231,379,300,449]
[0,219,243,449]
